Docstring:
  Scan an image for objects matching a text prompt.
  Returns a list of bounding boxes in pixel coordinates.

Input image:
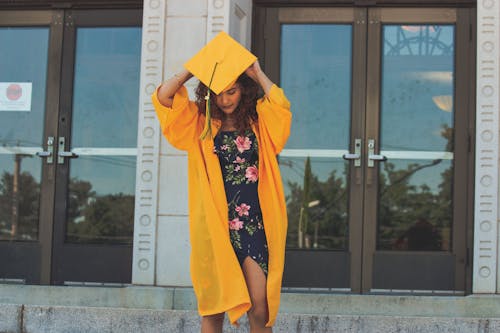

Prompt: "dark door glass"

[377,25,455,252]
[0,27,49,242]
[281,24,352,251]
[66,27,141,244]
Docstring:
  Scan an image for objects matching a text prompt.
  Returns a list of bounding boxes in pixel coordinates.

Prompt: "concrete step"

[1,285,500,332]
[1,303,500,333]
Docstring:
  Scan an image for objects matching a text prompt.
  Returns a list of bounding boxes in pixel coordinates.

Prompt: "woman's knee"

[248,301,268,324]
[202,312,224,323]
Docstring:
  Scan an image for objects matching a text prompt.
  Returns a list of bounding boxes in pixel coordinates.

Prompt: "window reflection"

[67,156,136,244]
[378,159,452,251]
[0,27,49,241]
[0,156,40,241]
[381,25,454,152]
[282,157,349,250]
[67,27,141,244]
[378,25,455,251]
[280,24,352,251]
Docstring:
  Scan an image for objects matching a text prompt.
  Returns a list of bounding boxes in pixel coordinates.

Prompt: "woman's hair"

[195,73,261,132]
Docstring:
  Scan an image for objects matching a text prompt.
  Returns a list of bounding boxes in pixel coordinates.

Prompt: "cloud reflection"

[406,71,453,84]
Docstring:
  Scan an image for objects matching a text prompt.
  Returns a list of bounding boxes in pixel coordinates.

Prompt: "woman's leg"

[201,313,225,333]
[242,257,272,333]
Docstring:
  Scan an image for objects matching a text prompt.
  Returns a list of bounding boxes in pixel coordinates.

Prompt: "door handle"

[367,139,387,168]
[369,154,387,161]
[57,137,78,164]
[58,151,78,157]
[36,136,54,164]
[342,138,362,167]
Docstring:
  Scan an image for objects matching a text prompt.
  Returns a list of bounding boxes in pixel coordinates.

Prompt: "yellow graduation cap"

[184,31,257,139]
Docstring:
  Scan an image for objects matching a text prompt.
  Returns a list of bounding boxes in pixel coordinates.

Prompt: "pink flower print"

[235,203,251,217]
[235,165,241,171]
[234,156,246,164]
[229,218,243,230]
[235,135,252,153]
[221,144,229,151]
[245,165,259,182]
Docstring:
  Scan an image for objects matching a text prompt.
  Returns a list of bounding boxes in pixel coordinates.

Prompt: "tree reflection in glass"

[64,27,141,245]
[66,176,134,244]
[0,167,40,241]
[284,157,349,250]
[0,27,49,241]
[378,125,453,251]
[378,25,455,252]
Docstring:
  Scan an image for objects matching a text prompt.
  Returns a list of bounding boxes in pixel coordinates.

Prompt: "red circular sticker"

[6,84,22,101]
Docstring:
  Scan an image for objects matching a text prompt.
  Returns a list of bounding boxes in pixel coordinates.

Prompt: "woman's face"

[215,83,242,115]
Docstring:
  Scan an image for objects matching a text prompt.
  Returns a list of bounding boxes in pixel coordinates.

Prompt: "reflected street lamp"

[298,200,320,248]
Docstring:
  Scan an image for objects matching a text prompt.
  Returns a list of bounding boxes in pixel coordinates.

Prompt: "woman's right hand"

[157,69,193,107]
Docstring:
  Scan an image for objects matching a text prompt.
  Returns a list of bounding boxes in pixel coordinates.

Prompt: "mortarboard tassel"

[199,63,218,140]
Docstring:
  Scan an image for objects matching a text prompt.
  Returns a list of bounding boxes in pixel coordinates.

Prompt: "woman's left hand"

[245,61,262,82]
[245,60,274,96]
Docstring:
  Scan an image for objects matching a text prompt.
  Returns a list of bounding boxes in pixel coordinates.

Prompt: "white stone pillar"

[473,0,499,293]
[207,0,252,46]
[155,0,208,287]
[133,0,254,287]
[132,0,166,285]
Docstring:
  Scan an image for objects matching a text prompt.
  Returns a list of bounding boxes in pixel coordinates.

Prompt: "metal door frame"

[253,4,475,293]
[256,6,369,291]
[363,7,473,293]
[51,8,142,284]
[0,10,63,284]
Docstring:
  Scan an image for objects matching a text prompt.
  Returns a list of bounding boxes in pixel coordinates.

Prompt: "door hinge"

[354,0,377,6]
[52,11,63,25]
[51,2,72,9]
[66,11,75,27]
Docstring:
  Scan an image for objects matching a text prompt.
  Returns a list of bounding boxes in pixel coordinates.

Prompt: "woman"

[152,60,291,333]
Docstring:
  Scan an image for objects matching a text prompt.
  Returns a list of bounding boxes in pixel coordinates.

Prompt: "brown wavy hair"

[195,73,262,133]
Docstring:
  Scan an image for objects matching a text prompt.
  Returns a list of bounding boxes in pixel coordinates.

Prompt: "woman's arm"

[245,61,273,97]
[157,69,193,107]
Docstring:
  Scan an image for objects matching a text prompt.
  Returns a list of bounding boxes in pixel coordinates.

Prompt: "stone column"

[132,0,166,285]
[132,0,254,287]
[155,0,208,287]
[473,0,499,293]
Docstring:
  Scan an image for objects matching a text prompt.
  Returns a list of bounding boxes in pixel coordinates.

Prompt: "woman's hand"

[157,69,192,107]
[245,60,263,82]
[245,60,273,96]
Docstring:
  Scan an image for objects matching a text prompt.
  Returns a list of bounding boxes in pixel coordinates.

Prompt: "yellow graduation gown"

[152,84,291,326]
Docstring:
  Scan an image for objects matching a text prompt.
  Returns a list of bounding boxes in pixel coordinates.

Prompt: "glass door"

[51,9,142,284]
[258,6,473,292]
[0,8,142,285]
[363,8,472,293]
[261,7,368,290]
[0,11,63,284]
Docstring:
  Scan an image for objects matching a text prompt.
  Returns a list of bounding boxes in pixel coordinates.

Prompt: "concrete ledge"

[281,293,500,318]
[14,305,500,333]
[0,285,174,310]
[0,304,21,333]
[2,285,500,332]
[2,284,500,319]
[22,307,200,333]
[275,315,500,333]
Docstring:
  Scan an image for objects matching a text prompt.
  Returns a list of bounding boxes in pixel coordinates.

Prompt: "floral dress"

[213,129,269,275]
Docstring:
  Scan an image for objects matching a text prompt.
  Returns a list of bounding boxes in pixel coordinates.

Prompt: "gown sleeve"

[255,84,292,155]
[152,85,201,151]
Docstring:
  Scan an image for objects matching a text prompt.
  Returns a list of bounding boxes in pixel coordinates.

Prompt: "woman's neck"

[221,115,237,131]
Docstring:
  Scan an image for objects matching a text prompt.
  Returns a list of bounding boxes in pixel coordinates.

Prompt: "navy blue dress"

[213,129,269,275]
